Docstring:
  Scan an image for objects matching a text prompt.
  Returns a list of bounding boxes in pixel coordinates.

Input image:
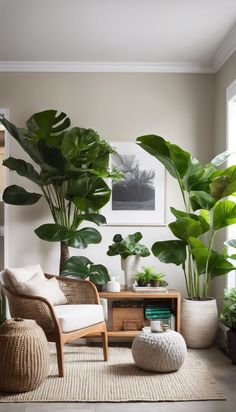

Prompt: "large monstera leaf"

[61,127,111,173]
[26,110,70,147]
[66,175,111,212]
[61,256,110,284]
[1,115,68,172]
[61,127,99,164]
[35,224,101,248]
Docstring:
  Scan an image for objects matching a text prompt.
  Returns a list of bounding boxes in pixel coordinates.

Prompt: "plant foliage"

[107,232,150,260]
[1,110,119,281]
[220,288,236,330]
[133,266,166,283]
[61,256,110,285]
[137,134,236,299]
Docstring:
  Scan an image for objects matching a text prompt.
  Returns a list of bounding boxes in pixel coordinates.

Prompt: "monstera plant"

[137,135,236,300]
[0,110,119,283]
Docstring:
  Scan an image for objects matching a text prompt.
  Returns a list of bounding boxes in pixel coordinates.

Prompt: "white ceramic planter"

[121,255,140,289]
[181,298,218,348]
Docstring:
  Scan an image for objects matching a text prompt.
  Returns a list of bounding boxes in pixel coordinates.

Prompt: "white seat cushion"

[0,264,45,290]
[99,298,108,321]
[54,304,105,332]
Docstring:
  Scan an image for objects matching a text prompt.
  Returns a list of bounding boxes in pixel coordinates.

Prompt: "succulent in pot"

[133,272,150,287]
[134,267,167,288]
[133,266,166,287]
[149,273,166,287]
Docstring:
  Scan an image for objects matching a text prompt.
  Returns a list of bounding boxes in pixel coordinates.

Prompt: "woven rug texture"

[0,346,225,402]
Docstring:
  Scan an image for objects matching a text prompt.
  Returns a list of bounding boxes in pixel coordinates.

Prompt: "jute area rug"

[0,345,225,402]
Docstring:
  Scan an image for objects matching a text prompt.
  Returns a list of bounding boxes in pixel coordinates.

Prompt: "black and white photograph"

[112,153,156,210]
[103,142,165,225]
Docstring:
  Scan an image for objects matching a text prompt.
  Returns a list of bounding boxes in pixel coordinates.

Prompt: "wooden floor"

[0,346,235,412]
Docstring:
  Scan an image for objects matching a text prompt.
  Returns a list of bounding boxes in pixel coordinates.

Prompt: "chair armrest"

[1,285,61,338]
[45,274,100,304]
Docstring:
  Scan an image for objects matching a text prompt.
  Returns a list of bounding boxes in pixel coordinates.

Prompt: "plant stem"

[183,266,190,298]
[204,230,216,298]
[42,186,57,222]
[59,241,70,274]
[187,248,194,299]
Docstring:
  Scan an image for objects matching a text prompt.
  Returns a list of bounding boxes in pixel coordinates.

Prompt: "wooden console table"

[99,289,181,339]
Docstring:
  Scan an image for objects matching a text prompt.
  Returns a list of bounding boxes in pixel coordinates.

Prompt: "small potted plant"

[107,232,150,289]
[220,288,236,364]
[149,272,166,287]
[133,267,153,287]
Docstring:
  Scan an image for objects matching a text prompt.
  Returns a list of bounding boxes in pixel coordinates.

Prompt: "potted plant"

[133,272,150,287]
[220,288,236,364]
[133,267,166,287]
[150,273,166,287]
[0,110,121,284]
[137,134,236,348]
[107,233,150,289]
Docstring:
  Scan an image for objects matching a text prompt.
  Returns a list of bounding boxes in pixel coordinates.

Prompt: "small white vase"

[106,276,121,292]
[181,298,218,348]
[121,255,140,289]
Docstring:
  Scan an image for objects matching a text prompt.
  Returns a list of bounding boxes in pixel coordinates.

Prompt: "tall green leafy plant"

[220,288,236,330]
[137,134,236,299]
[1,110,118,280]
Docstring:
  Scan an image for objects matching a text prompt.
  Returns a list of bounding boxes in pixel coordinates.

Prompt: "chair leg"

[55,339,64,377]
[101,329,108,361]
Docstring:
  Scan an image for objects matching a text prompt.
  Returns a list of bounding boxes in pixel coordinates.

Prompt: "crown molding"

[212,24,236,72]
[0,61,214,73]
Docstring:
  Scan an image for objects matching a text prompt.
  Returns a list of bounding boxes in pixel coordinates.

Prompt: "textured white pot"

[181,298,218,348]
[121,255,140,289]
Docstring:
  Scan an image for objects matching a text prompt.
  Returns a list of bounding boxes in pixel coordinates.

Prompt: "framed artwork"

[103,141,165,226]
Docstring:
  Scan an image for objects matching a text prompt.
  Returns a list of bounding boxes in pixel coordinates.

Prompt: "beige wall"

[211,52,236,302]
[0,72,214,295]
[214,52,236,155]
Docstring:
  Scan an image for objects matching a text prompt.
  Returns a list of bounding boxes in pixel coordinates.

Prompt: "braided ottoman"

[0,318,49,392]
[132,330,187,372]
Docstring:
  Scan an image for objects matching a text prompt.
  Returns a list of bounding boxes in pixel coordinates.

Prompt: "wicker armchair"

[2,274,108,377]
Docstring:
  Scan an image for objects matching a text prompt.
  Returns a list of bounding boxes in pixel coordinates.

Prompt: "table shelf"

[99,289,181,339]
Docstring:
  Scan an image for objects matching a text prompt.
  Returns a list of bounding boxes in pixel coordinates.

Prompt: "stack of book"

[145,307,172,322]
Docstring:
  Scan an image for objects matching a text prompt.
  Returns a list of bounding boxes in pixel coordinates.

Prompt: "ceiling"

[0,0,236,72]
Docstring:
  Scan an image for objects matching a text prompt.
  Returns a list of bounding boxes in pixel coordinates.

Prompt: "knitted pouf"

[0,318,49,393]
[132,330,187,372]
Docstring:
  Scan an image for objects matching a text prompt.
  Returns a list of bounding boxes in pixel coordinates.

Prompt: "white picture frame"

[103,141,165,226]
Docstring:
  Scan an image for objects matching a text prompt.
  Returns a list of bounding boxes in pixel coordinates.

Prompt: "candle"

[151,320,162,332]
